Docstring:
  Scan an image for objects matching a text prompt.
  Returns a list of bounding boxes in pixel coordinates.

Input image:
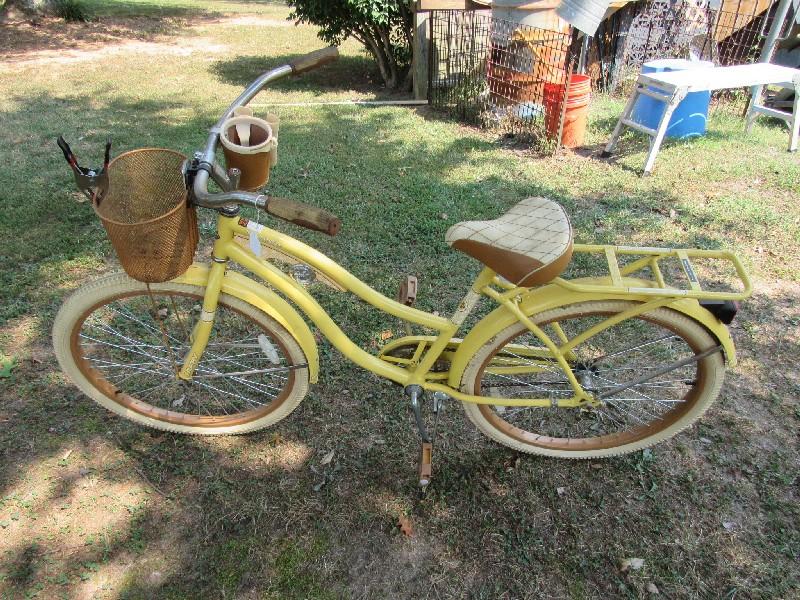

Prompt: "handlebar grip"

[289,46,339,76]
[266,196,341,236]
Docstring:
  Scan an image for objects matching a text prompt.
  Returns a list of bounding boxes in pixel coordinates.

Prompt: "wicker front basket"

[94,148,198,283]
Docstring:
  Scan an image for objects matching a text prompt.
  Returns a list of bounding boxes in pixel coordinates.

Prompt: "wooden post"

[413,8,430,100]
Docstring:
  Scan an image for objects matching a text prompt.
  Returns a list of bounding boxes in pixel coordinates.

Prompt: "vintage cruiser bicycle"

[53,47,752,484]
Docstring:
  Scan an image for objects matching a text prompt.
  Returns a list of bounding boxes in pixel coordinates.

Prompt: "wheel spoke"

[70,287,304,427]
[466,302,721,453]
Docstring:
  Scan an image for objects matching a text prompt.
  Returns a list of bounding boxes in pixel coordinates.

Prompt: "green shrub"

[49,0,90,22]
[287,0,413,90]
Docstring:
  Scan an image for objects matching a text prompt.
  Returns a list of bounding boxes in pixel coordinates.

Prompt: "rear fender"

[447,276,737,388]
[175,264,320,383]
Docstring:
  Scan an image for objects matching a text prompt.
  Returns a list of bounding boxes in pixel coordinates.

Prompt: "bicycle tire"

[460,301,725,458]
[53,272,309,435]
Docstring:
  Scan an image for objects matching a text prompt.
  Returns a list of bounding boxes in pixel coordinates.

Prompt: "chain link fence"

[428,1,794,145]
[429,10,574,152]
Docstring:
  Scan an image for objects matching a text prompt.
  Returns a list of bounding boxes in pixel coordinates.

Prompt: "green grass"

[1,1,799,599]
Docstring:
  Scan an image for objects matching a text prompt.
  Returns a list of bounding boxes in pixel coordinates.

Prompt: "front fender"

[175,264,320,383]
[447,276,737,388]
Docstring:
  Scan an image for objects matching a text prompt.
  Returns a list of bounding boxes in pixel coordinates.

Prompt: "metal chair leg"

[602,83,642,157]
[745,84,763,134]
[642,90,685,176]
[789,83,800,152]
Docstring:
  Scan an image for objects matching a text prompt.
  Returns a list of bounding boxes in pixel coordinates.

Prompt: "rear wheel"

[53,273,309,434]
[460,301,725,458]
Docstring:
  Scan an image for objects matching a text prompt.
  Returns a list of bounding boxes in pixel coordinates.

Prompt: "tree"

[1,0,41,21]
[286,0,414,90]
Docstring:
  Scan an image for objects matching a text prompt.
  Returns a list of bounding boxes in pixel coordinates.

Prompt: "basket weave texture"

[95,149,198,283]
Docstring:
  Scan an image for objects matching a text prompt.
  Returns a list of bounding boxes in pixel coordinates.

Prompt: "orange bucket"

[543,74,591,148]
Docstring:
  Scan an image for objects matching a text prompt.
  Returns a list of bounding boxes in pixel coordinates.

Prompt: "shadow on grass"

[1,13,197,60]
[210,53,384,94]
[1,89,797,598]
[589,110,794,175]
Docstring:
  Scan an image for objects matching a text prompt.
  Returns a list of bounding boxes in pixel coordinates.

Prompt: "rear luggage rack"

[552,244,752,301]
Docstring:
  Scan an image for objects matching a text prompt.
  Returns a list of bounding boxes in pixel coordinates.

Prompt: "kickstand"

[418,442,433,487]
[405,386,447,489]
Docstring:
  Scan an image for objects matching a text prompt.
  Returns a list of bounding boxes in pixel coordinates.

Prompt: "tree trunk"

[354,25,400,89]
[1,0,44,22]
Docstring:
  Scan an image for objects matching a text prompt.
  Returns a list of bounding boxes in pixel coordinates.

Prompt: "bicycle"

[53,47,753,485]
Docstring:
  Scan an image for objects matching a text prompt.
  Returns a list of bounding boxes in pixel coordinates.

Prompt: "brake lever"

[56,135,111,202]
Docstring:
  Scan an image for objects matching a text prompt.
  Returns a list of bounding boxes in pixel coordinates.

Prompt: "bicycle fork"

[177,258,229,381]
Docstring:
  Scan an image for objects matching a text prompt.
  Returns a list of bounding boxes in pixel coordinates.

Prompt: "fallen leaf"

[556,486,566,497]
[620,557,645,571]
[397,515,413,537]
[722,520,736,530]
[320,450,334,465]
[61,449,73,461]
[646,582,659,594]
[379,330,393,341]
[156,307,169,319]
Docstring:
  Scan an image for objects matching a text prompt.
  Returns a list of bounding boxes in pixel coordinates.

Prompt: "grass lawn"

[1,1,798,598]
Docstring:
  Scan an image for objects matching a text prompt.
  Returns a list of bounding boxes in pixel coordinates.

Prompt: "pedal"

[397,275,418,307]
[418,442,433,488]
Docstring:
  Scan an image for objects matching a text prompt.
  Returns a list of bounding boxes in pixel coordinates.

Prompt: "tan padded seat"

[445,197,573,287]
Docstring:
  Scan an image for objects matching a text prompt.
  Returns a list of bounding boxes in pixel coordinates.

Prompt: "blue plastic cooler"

[632,59,714,139]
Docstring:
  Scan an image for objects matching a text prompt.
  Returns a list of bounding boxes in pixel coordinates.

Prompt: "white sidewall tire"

[460,301,726,458]
[53,272,309,435]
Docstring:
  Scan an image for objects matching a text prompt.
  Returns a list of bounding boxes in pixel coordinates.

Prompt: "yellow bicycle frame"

[173,212,751,408]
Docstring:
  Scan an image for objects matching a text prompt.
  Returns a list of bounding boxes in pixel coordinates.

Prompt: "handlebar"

[266,196,341,236]
[289,46,340,75]
[192,46,340,235]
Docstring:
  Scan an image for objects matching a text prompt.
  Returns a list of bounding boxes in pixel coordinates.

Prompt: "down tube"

[226,243,413,385]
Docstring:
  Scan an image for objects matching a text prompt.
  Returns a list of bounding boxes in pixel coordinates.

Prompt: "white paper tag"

[249,230,262,257]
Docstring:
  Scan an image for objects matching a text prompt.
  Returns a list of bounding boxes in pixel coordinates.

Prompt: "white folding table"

[602,63,800,175]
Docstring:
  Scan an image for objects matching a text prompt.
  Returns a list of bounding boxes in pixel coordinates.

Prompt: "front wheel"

[53,273,309,435]
[460,301,726,458]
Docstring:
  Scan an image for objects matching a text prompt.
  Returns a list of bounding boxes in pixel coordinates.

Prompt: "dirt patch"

[0,15,233,71]
[0,37,228,70]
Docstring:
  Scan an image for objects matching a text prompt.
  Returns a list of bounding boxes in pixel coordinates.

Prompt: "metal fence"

[429,10,574,152]
[428,1,792,146]
[588,0,782,110]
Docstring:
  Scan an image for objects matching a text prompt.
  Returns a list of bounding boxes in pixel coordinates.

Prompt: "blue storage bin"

[632,59,714,139]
